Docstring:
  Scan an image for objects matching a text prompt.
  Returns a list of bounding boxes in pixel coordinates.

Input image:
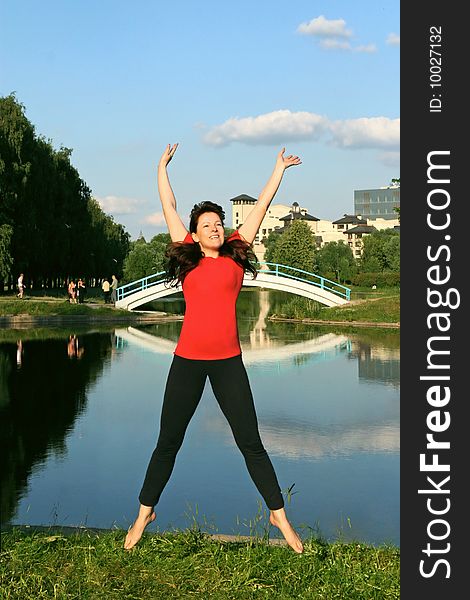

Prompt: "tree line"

[0,94,130,291]
[2,92,398,291]
[122,220,399,288]
[263,220,400,286]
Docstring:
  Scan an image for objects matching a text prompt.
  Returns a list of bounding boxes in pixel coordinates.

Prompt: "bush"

[351,272,400,288]
[270,296,322,319]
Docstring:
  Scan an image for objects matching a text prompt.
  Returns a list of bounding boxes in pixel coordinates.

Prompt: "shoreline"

[0,312,399,329]
[0,313,399,329]
[0,311,400,329]
[0,310,183,328]
[268,315,400,328]
[1,523,291,548]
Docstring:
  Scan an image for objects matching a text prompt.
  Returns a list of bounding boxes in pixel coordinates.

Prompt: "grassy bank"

[269,289,400,325]
[0,527,399,599]
[0,288,400,326]
[0,296,128,317]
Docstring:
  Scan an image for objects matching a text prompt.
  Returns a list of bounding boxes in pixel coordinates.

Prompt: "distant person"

[110,274,119,304]
[102,278,111,303]
[124,143,304,554]
[17,273,25,298]
[68,280,77,304]
[77,278,86,303]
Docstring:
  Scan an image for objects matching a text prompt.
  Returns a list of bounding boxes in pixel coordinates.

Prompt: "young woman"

[125,143,304,553]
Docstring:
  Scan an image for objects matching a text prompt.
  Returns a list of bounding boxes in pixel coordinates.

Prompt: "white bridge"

[116,262,351,311]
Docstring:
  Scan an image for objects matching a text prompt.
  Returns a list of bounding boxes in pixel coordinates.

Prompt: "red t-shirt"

[174,231,244,360]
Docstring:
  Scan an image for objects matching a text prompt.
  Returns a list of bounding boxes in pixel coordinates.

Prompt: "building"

[332,214,368,231]
[230,195,399,261]
[230,194,291,260]
[342,224,378,259]
[256,203,292,243]
[354,185,400,221]
[329,214,369,258]
[278,202,319,228]
[231,194,257,230]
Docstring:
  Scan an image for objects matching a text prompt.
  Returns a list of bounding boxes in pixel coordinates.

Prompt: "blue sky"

[1,0,399,241]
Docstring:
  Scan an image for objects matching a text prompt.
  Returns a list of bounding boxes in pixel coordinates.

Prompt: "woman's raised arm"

[157,144,189,242]
[238,148,301,245]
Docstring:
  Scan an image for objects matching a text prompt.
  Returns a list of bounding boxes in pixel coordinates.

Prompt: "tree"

[0,224,14,283]
[361,229,400,272]
[149,233,172,272]
[122,244,156,282]
[314,241,356,282]
[272,221,315,272]
[383,234,400,272]
[263,229,282,263]
[122,233,171,282]
[0,93,131,288]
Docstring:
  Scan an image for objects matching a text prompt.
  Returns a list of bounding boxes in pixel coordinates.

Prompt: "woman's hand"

[238,148,302,244]
[159,143,179,169]
[276,147,302,170]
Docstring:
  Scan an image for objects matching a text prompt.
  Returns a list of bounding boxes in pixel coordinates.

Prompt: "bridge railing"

[116,271,169,301]
[256,262,351,301]
[117,263,351,302]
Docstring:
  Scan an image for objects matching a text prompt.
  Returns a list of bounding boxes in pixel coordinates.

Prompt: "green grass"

[270,289,400,325]
[0,297,131,318]
[0,527,399,599]
[315,296,400,324]
[1,288,400,325]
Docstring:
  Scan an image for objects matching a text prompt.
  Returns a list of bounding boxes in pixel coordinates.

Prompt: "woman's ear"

[191,232,199,243]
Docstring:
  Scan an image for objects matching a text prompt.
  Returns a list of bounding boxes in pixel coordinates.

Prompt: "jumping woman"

[124,143,304,553]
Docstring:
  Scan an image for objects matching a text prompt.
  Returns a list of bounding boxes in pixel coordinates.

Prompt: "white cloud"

[319,38,351,50]
[386,33,400,46]
[203,111,400,152]
[297,15,376,53]
[143,211,166,226]
[328,117,400,150]
[297,15,352,38]
[96,195,143,215]
[203,110,328,147]
[354,43,377,54]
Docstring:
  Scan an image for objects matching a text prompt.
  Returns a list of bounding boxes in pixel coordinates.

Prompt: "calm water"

[0,290,400,546]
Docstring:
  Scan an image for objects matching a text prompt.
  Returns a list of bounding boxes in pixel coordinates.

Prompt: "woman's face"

[192,211,224,252]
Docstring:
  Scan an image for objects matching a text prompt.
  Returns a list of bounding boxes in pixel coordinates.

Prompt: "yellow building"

[230,196,399,260]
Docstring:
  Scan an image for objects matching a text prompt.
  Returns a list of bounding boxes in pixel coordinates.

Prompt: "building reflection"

[348,337,400,388]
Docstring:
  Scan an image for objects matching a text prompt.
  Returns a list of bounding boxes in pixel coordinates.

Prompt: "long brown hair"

[165,201,257,285]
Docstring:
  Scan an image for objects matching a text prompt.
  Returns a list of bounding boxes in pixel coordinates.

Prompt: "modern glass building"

[354,187,400,220]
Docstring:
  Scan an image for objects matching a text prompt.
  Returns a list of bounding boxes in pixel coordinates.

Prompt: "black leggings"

[139,354,284,511]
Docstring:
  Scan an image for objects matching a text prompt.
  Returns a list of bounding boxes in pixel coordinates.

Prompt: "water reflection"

[0,332,115,525]
[348,336,400,387]
[123,290,399,385]
[116,325,351,366]
[0,290,400,545]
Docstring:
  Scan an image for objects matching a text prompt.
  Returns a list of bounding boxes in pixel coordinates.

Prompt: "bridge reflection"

[115,326,351,365]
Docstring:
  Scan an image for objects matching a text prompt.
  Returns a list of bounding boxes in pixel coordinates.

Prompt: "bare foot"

[124,507,156,550]
[270,508,304,554]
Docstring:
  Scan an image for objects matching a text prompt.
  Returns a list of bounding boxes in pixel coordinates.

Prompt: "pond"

[0,290,399,546]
